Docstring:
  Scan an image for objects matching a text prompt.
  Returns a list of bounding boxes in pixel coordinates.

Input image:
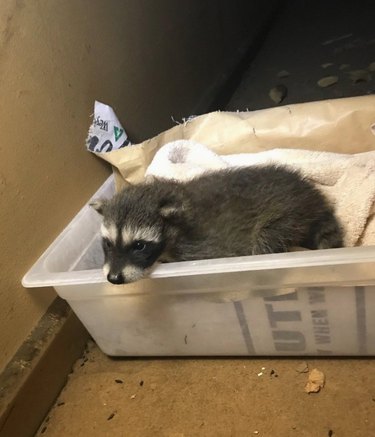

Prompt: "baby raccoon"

[91,165,343,284]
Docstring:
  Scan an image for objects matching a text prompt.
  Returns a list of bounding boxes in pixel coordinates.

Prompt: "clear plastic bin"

[22,176,375,356]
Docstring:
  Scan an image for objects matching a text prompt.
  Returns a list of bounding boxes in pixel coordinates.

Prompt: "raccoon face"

[100,221,166,284]
[90,189,183,284]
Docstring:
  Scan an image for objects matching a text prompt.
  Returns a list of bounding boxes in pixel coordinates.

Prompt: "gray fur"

[92,165,343,284]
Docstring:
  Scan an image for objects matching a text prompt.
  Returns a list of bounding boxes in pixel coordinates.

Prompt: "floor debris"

[107,412,116,421]
[295,361,309,373]
[277,70,290,78]
[305,368,325,393]
[348,69,372,83]
[317,76,338,87]
[322,33,353,45]
[269,84,288,103]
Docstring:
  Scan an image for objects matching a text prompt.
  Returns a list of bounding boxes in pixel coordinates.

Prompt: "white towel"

[145,140,375,247]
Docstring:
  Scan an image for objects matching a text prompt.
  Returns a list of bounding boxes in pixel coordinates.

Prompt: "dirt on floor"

[36,340,375,437]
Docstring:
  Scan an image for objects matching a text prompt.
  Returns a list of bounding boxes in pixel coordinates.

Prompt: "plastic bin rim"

[23,245,375,288]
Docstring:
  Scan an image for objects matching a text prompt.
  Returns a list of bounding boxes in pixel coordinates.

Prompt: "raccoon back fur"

[91,165,343,284]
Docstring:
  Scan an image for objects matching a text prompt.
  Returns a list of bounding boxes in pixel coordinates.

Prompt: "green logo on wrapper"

[114,126,124,141]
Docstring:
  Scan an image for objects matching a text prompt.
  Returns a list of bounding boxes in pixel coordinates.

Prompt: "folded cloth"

[145,140,375,247]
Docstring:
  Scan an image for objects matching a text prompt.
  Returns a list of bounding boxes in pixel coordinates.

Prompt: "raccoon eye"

[103,239,112,249]
[133,241,146,251]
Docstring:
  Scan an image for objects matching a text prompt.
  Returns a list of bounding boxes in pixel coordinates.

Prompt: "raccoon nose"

[107,272,124,285]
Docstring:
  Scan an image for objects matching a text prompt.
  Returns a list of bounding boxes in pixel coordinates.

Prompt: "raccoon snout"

[106,264,146,284]
[107,272,125,285]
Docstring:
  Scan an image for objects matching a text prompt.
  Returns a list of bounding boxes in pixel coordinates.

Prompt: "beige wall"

[0,0,278,371]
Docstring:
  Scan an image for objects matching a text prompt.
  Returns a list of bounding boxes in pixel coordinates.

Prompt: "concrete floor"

[36,1,375,436]
[227,0,375,110]
[37,341,375,437]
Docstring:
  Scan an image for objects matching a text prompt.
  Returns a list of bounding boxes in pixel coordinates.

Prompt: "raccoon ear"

[159,205,182,218]
[159,197,184,219]
[89,199,107,215]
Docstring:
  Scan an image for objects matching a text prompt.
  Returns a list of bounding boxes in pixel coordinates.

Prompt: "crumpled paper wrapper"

[86,101,130,153]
